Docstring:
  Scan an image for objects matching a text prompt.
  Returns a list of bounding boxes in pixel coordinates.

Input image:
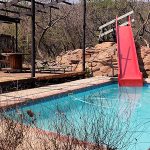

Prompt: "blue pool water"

[6,83,150,150]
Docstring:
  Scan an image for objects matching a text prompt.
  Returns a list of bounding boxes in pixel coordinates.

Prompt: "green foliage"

[85,67,92,77]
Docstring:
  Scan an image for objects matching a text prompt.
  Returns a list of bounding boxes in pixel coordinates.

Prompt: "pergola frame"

[0,15,20,23]
[0,15,20,52]
[0,0,72,78]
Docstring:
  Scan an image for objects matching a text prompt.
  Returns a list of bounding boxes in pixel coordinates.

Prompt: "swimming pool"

[6,83,150,150]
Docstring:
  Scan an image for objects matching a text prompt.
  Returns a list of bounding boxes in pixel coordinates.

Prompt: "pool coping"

[0,76,112,109]
[0,77,149,109]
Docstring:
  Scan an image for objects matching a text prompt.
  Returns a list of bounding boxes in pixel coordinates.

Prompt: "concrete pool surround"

[0,76,112,108]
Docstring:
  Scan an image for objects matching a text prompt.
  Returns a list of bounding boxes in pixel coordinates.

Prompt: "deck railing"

[98,10,134,40]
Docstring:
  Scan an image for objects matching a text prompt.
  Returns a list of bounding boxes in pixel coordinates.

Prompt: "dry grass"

[0,115,105,150]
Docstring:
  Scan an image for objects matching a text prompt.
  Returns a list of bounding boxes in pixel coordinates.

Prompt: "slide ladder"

[116,16,143,86]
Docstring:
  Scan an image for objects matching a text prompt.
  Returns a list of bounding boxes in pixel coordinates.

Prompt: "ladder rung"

[99,10,134,30]
[99,19,134,38]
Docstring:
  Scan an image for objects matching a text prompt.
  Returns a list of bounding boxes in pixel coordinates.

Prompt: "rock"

[85,53,91,59]
[75,63,82,72]
[144,65,150,71]
[95,42,115,50]
[138,47,150,77]
[144,56,150,62]
[54,42,150,78]
[92,66,100,72]
[60,55,69,64]
[145,62,150,65]
[72,49,82,54]
[66,50,72,55]
[108,71,114,77]
[86,49,98,54]
[93,70,102,76]
[113,70,118,76]
[112,62,118,65]
[100,66,111,73]
[88,62,97,68]
[56,56,62,63]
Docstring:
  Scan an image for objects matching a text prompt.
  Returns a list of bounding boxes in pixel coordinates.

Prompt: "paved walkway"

[1,76,149,108]
[0,76,111,108]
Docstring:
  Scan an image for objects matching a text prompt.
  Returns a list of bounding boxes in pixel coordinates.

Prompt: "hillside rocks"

[56,42,150,78]
[137,46,150,78]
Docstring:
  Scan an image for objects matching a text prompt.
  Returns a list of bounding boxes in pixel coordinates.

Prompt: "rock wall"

[137,46,150,78]
[56,42,150,78]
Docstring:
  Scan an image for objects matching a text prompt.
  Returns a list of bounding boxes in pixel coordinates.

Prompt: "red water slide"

[116,16,143,86]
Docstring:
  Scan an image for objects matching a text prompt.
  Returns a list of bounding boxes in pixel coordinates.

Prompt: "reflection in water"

[118,86,142,119]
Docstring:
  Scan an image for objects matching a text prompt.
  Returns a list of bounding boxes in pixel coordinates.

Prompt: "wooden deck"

[0,71,85,93]
[0,71,84,82]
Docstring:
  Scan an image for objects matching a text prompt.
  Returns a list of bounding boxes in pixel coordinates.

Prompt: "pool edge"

[0,77,113,109]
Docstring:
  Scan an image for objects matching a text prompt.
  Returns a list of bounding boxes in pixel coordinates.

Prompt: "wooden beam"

[50,5,59,9]
[0,1,48,14]
[15,22,18,52]
[25,0,44,6]
[5,0,20,7]
[62,1,72,5]
[0,0,60,15]
[25,0,57,8]
[0,9,32,16]
[0,14,20,23]
[44,0,71,8]
[0,1,5,3]
[25,0,59,9]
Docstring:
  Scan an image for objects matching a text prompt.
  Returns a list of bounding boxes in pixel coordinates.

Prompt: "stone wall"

[56,42,150,78]
[137,46,150,78]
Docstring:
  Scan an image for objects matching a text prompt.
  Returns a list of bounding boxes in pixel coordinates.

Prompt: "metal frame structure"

[0,0,72,78]
[0,15,20,53]
[83,0,86,72]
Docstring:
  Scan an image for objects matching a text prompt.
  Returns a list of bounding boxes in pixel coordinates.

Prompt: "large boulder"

[55,42,150,78]
[137,46,150,78]
[95,42,114,50]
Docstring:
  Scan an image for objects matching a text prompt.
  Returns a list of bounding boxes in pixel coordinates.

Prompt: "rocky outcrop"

[56,42,150,78]
[137,46,150,78]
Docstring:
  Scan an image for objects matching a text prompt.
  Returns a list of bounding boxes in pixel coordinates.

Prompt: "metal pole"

[31,0,35,78]
[83,0,86,72]
[15,22,18,52]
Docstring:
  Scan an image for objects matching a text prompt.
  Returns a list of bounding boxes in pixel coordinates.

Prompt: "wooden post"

[31,0,35,78]
[15,22,18,52]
